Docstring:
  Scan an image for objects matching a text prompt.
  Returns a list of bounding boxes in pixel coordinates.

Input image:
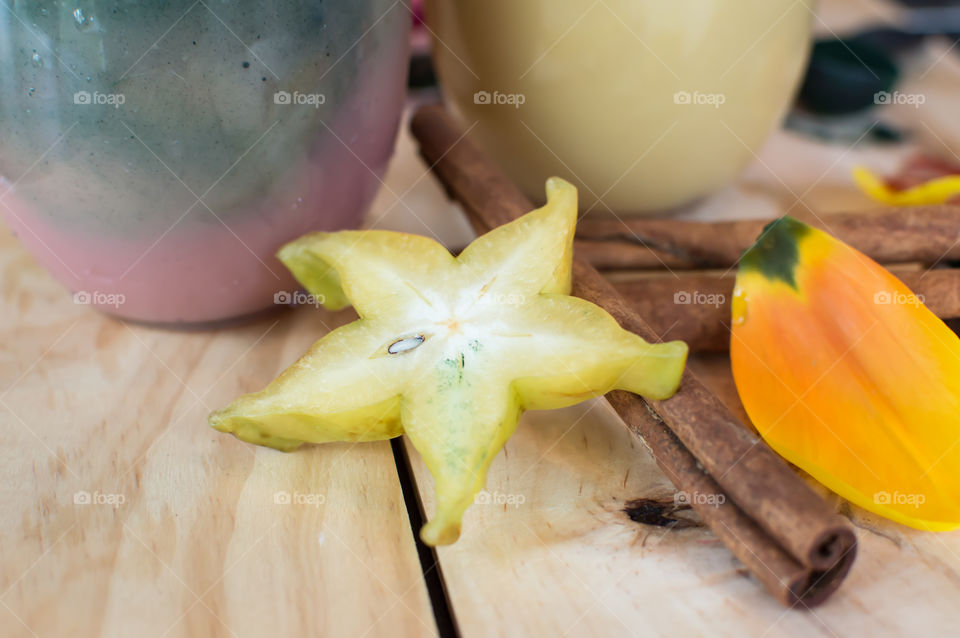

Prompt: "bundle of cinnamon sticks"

[612,267,960,352]
[580,209,960,351]
[576,207,960,269]
[411,104,860,608]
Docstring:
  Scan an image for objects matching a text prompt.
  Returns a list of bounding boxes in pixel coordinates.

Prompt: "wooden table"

[5,2,960,636]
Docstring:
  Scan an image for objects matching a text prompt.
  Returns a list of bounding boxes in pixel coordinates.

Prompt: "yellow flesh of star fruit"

[210,178,688,545]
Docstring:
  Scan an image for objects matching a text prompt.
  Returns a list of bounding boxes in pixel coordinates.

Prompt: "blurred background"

[404,0,960,222]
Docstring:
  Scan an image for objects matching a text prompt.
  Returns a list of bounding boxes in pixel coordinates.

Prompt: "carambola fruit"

[210,178,688,545]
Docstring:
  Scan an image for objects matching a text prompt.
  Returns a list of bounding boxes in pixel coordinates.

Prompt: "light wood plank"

[0,226,437,638]
[405,379,960,637]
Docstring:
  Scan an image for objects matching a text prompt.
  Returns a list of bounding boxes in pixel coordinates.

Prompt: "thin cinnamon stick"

[411,103,857,607]
[576,239,691,270]
[576,208,960,270]
[613,268,960,352]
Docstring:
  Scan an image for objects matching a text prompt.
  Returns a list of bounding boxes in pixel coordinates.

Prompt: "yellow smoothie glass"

[424,0,813,214]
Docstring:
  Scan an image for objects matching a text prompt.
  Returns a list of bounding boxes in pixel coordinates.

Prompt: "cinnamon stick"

[576,207,960,270]
[612,268,960,352]
[606,392,850,607]
[411,103,856,607]
[572,261,854,573]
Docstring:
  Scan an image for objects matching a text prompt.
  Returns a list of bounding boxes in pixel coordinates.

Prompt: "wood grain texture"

[0,227,436,638]
[405,370,960,638]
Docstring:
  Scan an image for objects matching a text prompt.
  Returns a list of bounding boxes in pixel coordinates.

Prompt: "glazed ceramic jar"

[0,1,409,323]
[425,0,812,214]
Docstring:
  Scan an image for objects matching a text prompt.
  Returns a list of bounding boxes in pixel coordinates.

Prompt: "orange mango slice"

[853,165,960,206]
[731,217,960,530]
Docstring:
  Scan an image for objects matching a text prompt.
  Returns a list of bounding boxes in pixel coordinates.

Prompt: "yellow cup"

[425,0,813,214]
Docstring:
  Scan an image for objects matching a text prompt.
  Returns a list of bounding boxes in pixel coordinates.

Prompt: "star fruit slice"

[210,178,688,545]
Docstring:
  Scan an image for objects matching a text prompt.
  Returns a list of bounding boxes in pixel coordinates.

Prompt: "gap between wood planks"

[391,438,460,638]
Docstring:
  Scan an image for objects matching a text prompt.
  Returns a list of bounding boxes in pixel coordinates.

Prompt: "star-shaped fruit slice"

[210,178,688,545]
